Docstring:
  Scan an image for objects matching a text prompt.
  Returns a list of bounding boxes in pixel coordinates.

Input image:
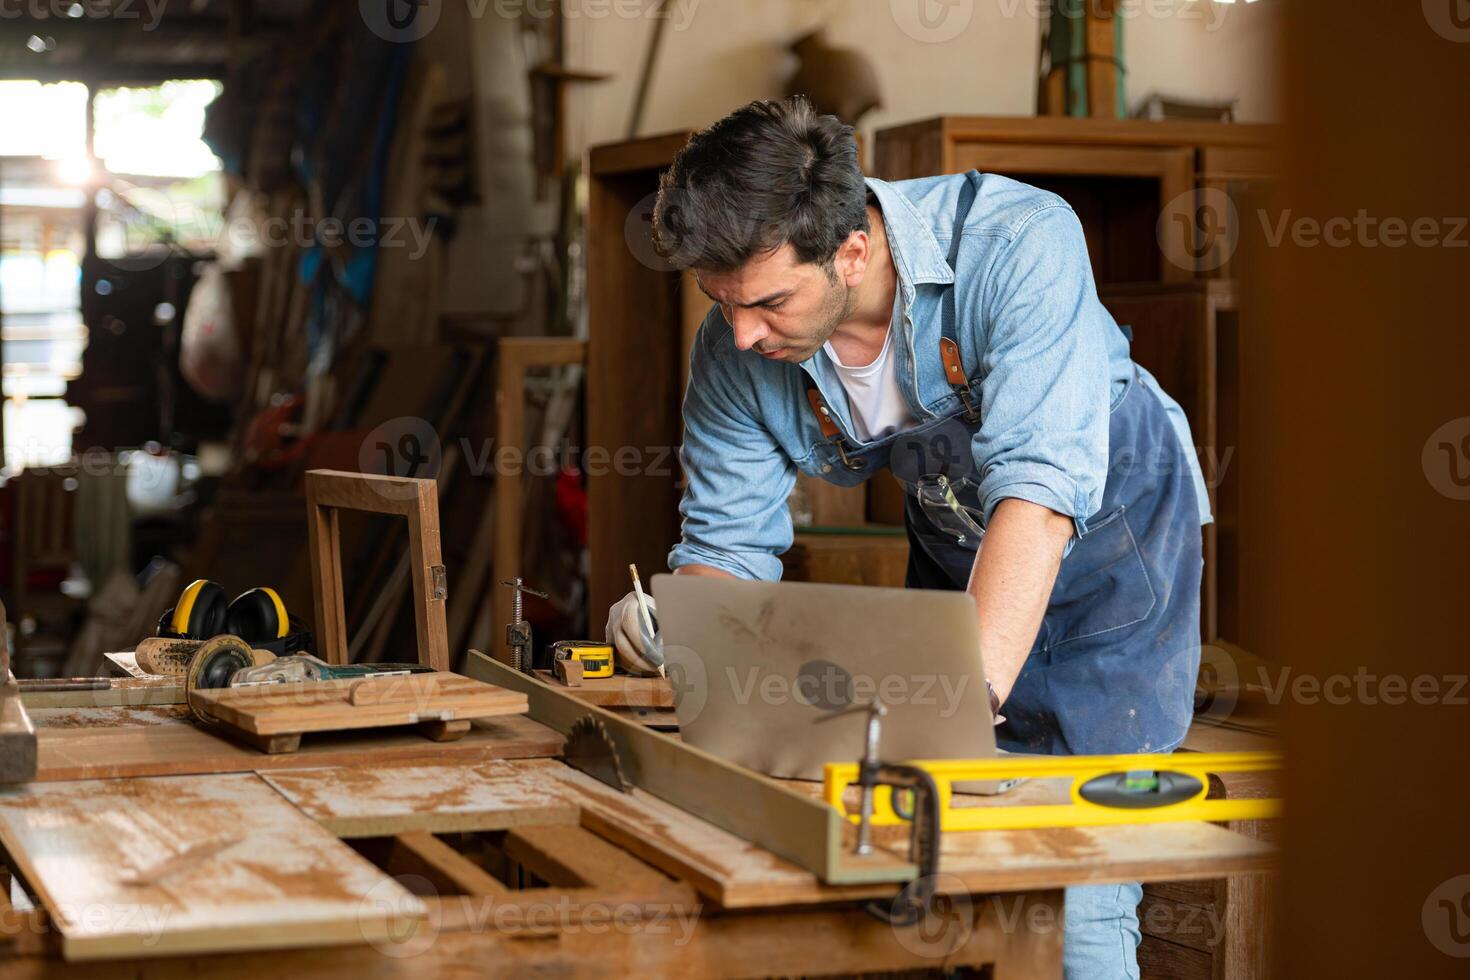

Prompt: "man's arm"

[667,313,795,581]
[673,564,736,578]
[965,203,1114,704]
[967,498,1074,704]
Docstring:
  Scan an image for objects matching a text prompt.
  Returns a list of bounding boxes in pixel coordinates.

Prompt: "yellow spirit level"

[823,751,1282,832]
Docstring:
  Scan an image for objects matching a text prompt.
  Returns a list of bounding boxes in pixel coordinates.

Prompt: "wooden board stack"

[187,671,529,753]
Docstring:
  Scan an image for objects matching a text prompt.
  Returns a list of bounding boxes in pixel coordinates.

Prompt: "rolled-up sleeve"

[971,204,1110,530]
[667,320,794,580]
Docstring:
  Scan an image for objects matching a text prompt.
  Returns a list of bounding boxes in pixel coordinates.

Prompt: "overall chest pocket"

[1044,505,1157,652]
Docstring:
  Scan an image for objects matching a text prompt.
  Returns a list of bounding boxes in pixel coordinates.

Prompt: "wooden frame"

[304,470,449,671]
[491,338,588,654]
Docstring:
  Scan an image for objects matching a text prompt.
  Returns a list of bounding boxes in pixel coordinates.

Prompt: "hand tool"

[136,636,273,676]
[823,750,1283,833]
[628,564,665,678]
[15,678,109,693]
[818,699,941,926]
[500,578,548,673]
[551,640,614,679]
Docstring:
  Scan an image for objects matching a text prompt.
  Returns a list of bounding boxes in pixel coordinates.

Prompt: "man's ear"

[831,229,870,286]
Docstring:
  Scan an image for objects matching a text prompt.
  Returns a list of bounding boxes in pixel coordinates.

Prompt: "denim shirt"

[669,173,1211,581]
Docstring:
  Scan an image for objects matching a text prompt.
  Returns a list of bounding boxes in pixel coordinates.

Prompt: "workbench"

[0,658,1275,978]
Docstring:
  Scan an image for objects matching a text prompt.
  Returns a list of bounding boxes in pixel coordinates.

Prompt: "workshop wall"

[564,0,1282,154]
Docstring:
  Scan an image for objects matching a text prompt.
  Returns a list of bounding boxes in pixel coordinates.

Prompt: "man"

[605,97,1208,979]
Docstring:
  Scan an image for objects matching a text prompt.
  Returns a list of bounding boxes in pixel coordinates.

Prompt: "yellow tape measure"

[823,751,1282,832]
[552,641,615,679]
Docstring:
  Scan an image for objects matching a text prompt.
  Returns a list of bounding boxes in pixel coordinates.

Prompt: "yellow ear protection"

[168,580,229,639]
[159,581,313,656]
[225,587,290,642]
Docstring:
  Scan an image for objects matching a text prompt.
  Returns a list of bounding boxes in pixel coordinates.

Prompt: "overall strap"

[940,172,982,422]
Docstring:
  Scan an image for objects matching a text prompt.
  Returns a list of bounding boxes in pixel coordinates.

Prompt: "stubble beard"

[788,275,854,361]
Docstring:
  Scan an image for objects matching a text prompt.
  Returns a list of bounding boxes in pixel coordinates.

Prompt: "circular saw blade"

[564,716,630,793]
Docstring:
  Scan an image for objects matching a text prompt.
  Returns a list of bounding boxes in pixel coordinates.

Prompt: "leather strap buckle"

[805,388,865,472]
[939,338,981,423]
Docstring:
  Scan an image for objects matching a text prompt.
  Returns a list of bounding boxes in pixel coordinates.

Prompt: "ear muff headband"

[171,580,228,638]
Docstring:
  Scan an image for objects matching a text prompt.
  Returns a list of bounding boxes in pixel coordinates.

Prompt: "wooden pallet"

[186,671,528,753]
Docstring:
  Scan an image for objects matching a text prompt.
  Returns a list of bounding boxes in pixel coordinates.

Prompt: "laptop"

[651,574,1013,784]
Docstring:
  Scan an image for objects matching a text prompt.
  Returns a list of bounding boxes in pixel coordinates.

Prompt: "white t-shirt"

[822,296,917,443]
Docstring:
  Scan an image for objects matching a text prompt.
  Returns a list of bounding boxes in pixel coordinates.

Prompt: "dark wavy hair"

[651,96,869,273]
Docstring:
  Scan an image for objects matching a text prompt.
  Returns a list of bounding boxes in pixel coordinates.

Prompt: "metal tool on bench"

[819,699,942,927]
[184,634,435,724]
[501,578,548,673]
[823,750,1284,833]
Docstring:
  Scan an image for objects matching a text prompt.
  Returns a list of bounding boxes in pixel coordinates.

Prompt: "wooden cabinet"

[874,116,1278,285]
[585,133,695,623]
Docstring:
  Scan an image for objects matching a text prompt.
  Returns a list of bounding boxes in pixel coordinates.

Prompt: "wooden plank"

[260,759,579,837]
[304,477,348,667]
[0,889,1065,979]
[29,705,189,729]
[35,713,562,782]
[504,824,670,891]
[530,670,672,708]
[0,773,425,960]
[893,114,1277,149]
[391,831,510,896]
[187,673,527,736]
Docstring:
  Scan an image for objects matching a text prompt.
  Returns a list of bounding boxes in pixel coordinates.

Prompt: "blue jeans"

[1065,883,1143,979]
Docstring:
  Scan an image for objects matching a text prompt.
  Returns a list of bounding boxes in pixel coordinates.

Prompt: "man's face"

[695,237,862,364]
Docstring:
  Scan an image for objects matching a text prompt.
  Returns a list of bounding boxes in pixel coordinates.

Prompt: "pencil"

[629,564,664,679]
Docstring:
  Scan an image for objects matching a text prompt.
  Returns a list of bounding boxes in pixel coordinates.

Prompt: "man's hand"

[967,498,1075,708]
[606,563,733,674]
[605,592,663,675]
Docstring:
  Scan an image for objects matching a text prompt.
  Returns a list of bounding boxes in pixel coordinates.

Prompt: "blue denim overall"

[803,172,1203,757]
